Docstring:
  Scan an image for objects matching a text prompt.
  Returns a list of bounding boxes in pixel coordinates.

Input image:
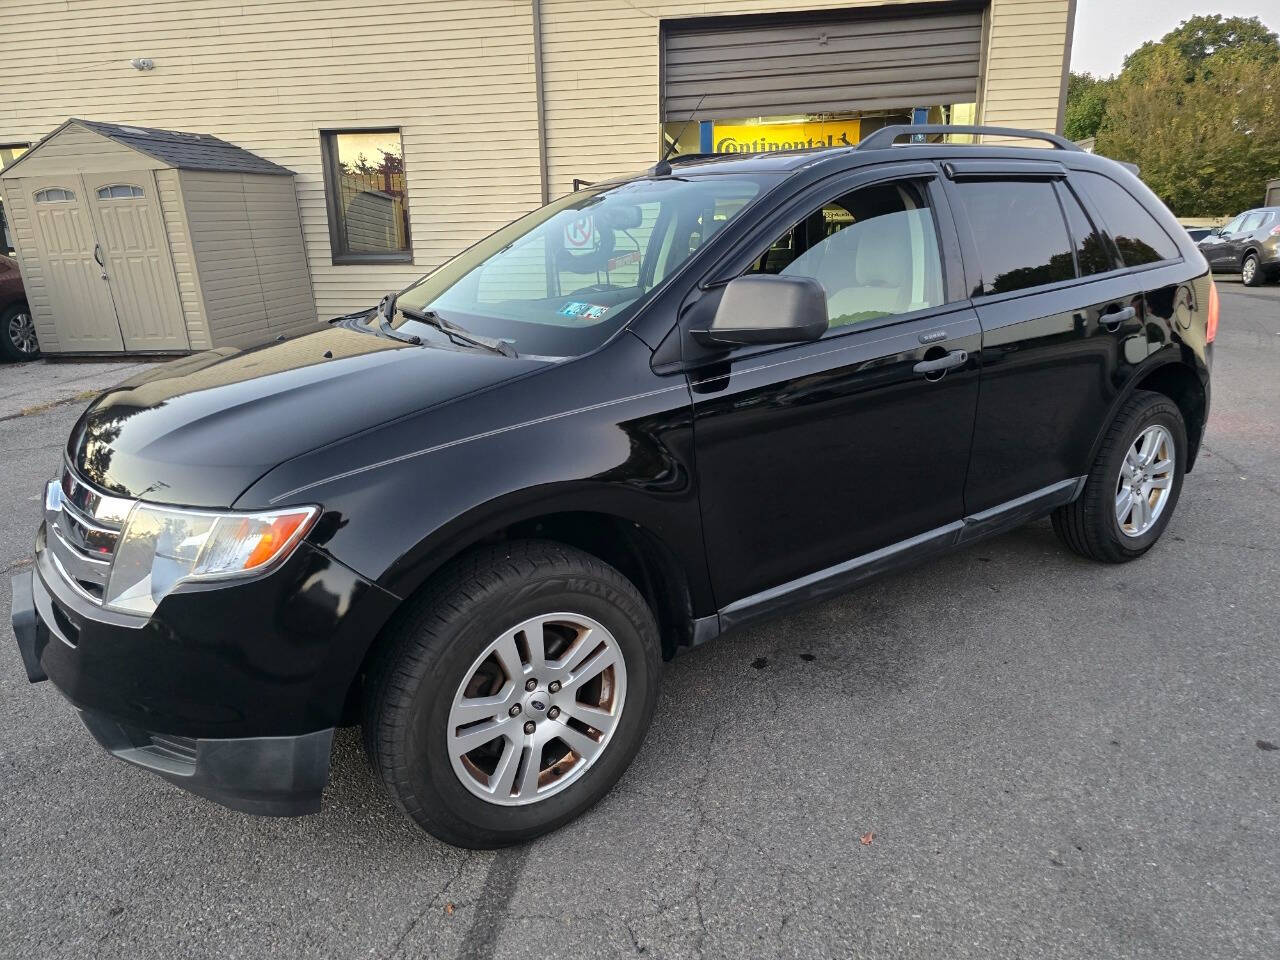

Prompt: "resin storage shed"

[0,118,315,354]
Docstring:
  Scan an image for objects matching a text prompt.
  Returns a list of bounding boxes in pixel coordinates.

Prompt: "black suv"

[11,126,1215,848]
[1197,206,1280,286]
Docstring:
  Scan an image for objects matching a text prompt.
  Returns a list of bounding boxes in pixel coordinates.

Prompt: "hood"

[68,326,548,507]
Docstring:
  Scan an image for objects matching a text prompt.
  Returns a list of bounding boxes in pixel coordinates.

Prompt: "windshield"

[392,174,773,356]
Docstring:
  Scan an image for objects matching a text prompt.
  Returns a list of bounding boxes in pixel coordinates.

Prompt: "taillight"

[1206,279,1219,343]
[1270,225,1280,236]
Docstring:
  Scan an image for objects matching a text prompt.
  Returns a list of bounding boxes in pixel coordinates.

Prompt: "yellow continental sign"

[713,120,862,153]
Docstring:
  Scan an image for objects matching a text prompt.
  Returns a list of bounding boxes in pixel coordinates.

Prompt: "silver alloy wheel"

[446,613,627,806]
[8,310,38,355]
[1115,424,1175,537]
[1242,256,1257,284]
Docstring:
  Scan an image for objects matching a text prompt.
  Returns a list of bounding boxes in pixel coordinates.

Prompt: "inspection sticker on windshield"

[558,301,609,320]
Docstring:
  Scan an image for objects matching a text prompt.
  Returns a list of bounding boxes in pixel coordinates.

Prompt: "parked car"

[11,125,1215,849]
[1197,207,1280,286]
[0,253,39,359]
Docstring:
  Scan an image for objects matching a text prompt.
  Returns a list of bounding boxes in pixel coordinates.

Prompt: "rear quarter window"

[1074,171,1179,266]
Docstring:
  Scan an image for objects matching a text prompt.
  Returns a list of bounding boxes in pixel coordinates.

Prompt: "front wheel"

[1241,253,1263,287]
[1052,390,1186,563]
[363,541,661,848]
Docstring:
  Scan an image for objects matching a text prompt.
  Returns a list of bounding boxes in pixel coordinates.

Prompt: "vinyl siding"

[0,0,1070,325]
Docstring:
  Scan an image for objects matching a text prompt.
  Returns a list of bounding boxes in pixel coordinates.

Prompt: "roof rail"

[857,124,1084,153]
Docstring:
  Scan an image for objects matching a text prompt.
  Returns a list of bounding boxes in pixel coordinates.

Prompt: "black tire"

[362,540,661,848]
[1051,390,1187,564]
[0,303,40,360]
[1242,252,1263,287]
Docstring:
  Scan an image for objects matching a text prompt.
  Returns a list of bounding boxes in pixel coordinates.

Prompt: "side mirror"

[693,275,829,347]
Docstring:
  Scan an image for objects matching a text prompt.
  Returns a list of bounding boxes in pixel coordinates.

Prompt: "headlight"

[104,503,319,615]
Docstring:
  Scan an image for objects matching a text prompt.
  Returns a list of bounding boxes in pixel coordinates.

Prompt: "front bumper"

[10,530,399,816]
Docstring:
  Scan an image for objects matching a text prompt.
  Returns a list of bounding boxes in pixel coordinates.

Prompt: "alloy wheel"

[446,613,626,806]
[8,310,37,355]
[1115,424,1175,537]
[1242,256,1257,285]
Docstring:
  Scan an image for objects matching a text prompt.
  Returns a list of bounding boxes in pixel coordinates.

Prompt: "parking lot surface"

[1,281,1277,960]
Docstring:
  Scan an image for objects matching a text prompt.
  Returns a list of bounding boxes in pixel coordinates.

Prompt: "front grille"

[45,463,135,604]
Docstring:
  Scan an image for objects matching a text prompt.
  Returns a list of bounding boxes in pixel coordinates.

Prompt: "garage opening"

[661,2,985,156]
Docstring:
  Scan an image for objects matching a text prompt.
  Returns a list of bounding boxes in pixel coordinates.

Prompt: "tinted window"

[1060,186,1115,276]
[1074,171,1179,266]
[748,180,944,327]
[953,179,1075,295]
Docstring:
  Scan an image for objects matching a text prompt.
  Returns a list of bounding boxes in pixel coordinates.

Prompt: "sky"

[1071,0,1280,77]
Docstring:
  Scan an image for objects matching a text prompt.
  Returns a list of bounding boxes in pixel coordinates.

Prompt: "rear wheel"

[0,304,39,360]
[363,540,661,848]
[1241,252,1263,287]
[1052,391,1186,563]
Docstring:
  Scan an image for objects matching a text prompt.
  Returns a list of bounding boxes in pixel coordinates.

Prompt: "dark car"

[1184,226,1213,243]
[11,125,1215,848]
[0,253,39,359]
[1197,207,1280,286]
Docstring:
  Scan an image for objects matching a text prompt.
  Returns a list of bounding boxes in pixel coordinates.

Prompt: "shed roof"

[0,118,293,178]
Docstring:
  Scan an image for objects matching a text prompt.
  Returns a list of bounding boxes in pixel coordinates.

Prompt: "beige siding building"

[0,0,1075,347]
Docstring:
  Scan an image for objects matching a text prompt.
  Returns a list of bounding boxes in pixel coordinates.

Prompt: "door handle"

[1101,305,1136,331]
[93,243,107,279]
[913,349,968,379]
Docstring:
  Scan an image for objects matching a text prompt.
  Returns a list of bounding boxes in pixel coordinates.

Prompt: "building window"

[34,187,76,203]
[320,129,412,264]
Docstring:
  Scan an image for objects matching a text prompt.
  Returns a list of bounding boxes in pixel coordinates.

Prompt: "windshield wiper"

[400,306,518,358]
[372,292,422,345]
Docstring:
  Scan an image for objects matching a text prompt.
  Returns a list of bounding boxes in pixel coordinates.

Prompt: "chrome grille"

[44,463,135,603]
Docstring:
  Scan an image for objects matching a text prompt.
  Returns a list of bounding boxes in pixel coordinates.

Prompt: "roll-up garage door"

[662,5,984,120]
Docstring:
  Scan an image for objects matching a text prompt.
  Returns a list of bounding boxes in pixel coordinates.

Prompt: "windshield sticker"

[558,301,610,321]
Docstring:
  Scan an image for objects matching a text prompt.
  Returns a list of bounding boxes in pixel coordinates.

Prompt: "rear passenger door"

[942,162,1145,515]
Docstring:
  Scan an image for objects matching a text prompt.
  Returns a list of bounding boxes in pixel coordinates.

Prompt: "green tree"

[1063,71,1111,141]
[1095,54,1280,216]
[1123,14,1279,81]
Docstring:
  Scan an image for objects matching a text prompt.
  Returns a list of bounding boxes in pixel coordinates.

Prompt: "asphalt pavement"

[1,281,1277,960]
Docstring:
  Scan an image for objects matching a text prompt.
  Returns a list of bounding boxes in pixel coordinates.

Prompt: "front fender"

[235,332,711,612]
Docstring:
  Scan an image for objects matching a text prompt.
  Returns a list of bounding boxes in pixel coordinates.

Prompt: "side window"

[747,180,945,328]
[952,179,1075,295]
[1220,214,1246,235]
[1074,171,1179,266]
[1059,185,1116,276]
[1239,212,1265,234]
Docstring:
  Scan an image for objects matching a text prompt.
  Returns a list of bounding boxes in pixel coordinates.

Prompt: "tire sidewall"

[398,568,658,843]
[1102,399,1186,555]
[1,304,39,361]
[1242,254,1261,287]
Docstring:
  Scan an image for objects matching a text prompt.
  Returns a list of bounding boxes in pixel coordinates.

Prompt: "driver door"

[686,170,981,621]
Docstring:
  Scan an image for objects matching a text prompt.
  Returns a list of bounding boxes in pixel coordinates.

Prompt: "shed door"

[662,8,983,119]
[84,172,189,352]
[24,177,125,352]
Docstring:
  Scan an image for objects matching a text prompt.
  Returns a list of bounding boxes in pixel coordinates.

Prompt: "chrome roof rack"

[857,124,1084,153]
